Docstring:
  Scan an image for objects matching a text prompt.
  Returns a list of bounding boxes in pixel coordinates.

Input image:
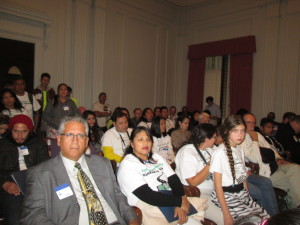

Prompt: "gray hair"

[58,116,89,135]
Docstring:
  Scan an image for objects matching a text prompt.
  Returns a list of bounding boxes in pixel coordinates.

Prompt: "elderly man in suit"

[21,116,138,225]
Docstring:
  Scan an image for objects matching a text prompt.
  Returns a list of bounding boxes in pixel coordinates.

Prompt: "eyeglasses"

[60,133,87,139]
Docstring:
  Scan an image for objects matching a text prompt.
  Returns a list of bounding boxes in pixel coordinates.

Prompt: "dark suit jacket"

[20,154,136,225]
[276,123,300,164]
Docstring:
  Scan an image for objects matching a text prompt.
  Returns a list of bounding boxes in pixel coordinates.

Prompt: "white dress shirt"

[61,154,118,224]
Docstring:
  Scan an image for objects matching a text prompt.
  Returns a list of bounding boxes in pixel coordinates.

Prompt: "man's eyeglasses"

[60,133,87,139]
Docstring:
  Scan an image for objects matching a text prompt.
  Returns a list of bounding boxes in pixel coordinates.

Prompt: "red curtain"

[187,36,256,113]
[229,53,253,114]
[187,59,206,111]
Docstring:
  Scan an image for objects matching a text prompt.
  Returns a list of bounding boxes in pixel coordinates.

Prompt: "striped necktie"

[75,162,108,225]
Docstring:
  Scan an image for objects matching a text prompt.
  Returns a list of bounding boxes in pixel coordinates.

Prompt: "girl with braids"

[210,115,269,225]
[118,127,203,225]
[82,110,104,155]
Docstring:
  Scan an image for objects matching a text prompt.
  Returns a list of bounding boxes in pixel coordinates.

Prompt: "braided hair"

[220,115,246,184]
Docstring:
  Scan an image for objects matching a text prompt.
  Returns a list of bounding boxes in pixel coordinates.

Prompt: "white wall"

[0,0,299,121]
[0,0,180,114]
[180,0,300,121]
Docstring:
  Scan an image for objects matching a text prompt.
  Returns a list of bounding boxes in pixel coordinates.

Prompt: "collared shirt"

[61,154,118,224]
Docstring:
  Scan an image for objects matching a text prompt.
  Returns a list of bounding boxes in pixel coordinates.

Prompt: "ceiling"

[164,0,210,7]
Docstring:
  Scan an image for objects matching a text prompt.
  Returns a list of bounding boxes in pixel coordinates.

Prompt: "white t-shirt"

[102,127,132,157]
[240,133,272,178]
[165,119,175,132]
[117,153,175,206]
[175,144,214,192]
[1,108,31,120]
[152,135,174,164]
[93,102,111,127]
[210,144,247,187]
[137,121,152,129]
[16,92,41,120]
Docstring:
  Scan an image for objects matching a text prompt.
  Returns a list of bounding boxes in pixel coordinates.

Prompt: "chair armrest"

[245,162,259,174]
[203,218,217,225]
[183,185,201,197]
[132,207,142,225]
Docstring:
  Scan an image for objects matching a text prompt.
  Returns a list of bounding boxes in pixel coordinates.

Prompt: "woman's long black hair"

[175,114,190,130]
[151,116,167,138]
[82,110,103,145]
[124,127,156,164]
[191,123,216,146]
[139,107,153,123]
[0,88,24,112]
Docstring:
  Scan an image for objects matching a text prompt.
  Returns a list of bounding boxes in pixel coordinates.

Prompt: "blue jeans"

[247,174,279,216]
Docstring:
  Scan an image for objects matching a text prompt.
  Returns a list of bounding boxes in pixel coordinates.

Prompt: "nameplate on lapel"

[54,183,73,200]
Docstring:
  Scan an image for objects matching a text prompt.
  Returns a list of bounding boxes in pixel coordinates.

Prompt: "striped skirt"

[211,189,269,220]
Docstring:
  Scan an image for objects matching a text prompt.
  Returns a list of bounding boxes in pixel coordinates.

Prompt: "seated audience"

[199,111,211,124]
[43,83,78,158]
[177,105,191,118]
[118,127,203,225]
[153,106,161,117]
[175,123,224,224]
[0,115,9,139]
[0,88,27,119]
[241,113,300,208]
[130,108,142,128]
[260,117,290,160]
[266,112,280,136]
[189,110,200,132]
[151,116,175,164]
[82,110,104,155]
[160,106,175,132]
[107,107,132,129]
[210,115,269,224]
[137,107,153,128]
[102,111,132,165]
[21,116,138,225]
[171,114,192,153]
[281,112,296,125]
[0,115,49,225]
[169,106,178,125]
[276,115,300,164]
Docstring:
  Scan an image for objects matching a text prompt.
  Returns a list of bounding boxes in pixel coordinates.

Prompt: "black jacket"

[0,133,49,190]
[276,123,300,164]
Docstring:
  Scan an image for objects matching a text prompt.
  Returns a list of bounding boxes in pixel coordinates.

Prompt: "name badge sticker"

[55,183,73,200]
[63,106,70,111]
[19,146,29,155]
